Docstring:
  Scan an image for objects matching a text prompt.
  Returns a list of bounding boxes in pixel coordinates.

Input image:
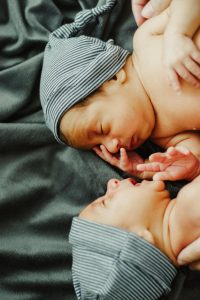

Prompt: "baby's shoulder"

[133,8,169,53]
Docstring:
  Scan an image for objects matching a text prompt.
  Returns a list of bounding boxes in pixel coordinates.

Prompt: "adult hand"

[177,237,200,271]
[131,0,172,26]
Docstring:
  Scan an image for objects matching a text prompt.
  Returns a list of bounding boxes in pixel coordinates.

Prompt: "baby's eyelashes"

[99,122,110,136]
[96,121,105,135]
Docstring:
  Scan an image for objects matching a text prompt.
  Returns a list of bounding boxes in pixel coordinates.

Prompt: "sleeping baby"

[40,0,200,182]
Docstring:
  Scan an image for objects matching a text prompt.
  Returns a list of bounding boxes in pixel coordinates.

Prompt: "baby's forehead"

[60,106,88,148]
[65,95,105,148]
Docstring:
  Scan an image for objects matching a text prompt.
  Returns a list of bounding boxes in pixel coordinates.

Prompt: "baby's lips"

[128,178,137,185]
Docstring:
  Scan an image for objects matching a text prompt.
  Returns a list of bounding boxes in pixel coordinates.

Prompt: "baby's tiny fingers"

[120,148,128,159]
[99,145,112,160]
[137,162,161,172]
[184,56,200,82]
[93,146,106,160]
[166,68,181,94]
[149,152,168,162]
[191,51,200,65]
[120,148,129,166]
[100,145,122,167]
[136,164,146,171]
[153,172,170,181]
[176,64,200,87]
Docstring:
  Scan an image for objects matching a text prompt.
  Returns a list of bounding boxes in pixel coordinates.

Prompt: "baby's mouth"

[128,178,137,185]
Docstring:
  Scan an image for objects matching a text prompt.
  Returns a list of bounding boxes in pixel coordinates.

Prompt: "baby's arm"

[135,0,200,93]
[137,132,200,181]
[166,0,200,41]
[163,0,200,93]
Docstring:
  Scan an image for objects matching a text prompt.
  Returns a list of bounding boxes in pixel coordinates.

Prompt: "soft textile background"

[0,0,199,299]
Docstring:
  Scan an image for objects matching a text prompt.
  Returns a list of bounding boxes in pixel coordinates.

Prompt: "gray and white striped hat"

[69,217,177,300]
[40,0,129,144]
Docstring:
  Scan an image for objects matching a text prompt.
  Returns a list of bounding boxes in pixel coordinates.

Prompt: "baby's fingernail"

[141,3,154,18]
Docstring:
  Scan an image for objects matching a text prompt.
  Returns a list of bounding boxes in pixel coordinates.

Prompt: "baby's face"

[60,76,153,153]
[80,179,170,236]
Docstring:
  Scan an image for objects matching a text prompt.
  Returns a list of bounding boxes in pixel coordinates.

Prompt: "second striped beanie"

[69,217,177,300]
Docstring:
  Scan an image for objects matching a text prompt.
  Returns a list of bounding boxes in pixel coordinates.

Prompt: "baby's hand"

[163,33,200,94]
[137,146,200,181]
[93,145,144,177]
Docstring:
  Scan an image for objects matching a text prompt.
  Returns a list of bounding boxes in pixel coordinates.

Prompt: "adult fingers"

[142,0,172,18]
[131,0,148,25]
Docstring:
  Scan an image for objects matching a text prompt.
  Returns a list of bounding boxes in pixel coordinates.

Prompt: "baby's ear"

[100,67,126,92]
[113,67,126,84]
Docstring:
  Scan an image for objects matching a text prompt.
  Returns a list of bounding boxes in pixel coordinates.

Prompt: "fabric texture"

[40,0,129,144]
[69,217,177,300]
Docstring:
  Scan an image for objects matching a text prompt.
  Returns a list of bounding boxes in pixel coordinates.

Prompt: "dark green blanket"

[0,0,199,299]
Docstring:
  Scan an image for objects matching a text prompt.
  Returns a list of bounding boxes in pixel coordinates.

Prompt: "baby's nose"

[107,179,120,191]
[104,138,120,153]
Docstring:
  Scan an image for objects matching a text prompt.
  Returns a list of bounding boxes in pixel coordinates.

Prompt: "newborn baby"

[80,176,200,264]
[69,176,200,299]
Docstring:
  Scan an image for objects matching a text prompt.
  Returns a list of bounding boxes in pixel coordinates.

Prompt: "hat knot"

[74,10,94,30]
[74,0,116,30]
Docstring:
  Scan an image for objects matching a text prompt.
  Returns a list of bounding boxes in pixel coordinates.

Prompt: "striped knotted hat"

[40,0,130,144]
[69,217,177,300]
